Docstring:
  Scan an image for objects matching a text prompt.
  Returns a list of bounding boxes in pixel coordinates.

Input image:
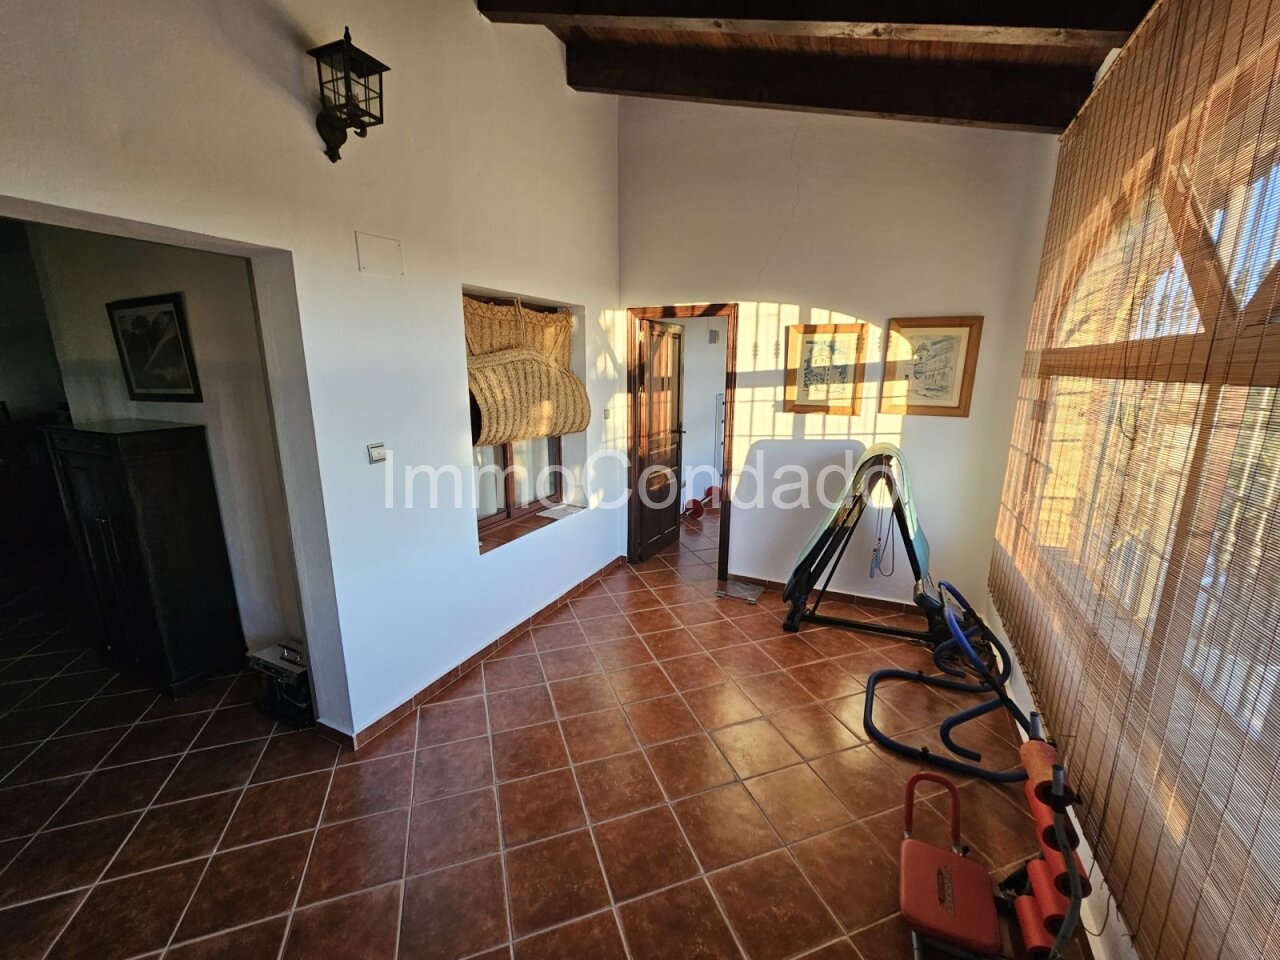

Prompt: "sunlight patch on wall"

[730,302,904,482]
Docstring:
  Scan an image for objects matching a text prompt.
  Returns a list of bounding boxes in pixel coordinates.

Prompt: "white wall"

[671,315,728,501]
[0,219,65,420]
[26,225,304,648]
[620,100,1057,609]
[0,0,623,734]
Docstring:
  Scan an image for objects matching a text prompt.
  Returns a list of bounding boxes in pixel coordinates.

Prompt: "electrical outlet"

[367,443,386,464]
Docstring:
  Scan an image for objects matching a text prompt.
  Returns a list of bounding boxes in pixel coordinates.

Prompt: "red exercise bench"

[900,772,1001,959]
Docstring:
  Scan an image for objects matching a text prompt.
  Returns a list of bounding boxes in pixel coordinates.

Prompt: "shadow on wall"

[50,354,302,645]
[730,300,905,472]
[733,436,869,570]
[589,299,967,604]
[207,0,314,114]
[727,302,912,597]
[573,307,630,513]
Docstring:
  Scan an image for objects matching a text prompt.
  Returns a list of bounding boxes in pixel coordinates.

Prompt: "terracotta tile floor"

[1,521,1057,960]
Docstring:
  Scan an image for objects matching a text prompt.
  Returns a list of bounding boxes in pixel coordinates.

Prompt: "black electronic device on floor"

[249,643,315,728]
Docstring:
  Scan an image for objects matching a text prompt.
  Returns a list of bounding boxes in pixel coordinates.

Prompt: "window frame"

[476,436,564,533]
[1003,115,1280,753]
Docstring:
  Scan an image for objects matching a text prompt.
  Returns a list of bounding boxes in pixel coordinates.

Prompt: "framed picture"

[784,323,868,416]
[105,293,202,403]
[880,316,983,417]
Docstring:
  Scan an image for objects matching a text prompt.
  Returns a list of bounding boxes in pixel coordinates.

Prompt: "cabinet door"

[59,452,157,670]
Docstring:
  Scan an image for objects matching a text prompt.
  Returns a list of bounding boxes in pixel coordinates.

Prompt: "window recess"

[464,294,588,549]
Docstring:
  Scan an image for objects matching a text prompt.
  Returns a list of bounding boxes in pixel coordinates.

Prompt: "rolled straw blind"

[990,1,1280,957]
[463,296,589,446]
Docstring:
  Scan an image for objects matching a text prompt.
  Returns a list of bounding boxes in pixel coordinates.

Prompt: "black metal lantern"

[306,27,390,163]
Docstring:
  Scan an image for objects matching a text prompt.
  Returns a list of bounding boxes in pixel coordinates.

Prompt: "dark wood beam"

[479,1,1150,48]
[565,43,1094,132]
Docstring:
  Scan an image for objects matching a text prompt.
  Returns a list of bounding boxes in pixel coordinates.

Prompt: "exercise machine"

[900,748,1086,958]
[864,581,1032,783]
[781,443,982,647]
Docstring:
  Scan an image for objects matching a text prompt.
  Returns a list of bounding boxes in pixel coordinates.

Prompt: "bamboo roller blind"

[989,1,1280,957]
[463,296,590,447]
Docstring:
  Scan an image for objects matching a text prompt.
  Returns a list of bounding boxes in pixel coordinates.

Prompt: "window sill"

[478,505,581,554]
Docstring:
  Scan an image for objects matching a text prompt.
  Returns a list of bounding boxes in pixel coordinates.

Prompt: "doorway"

[626,303,737,582]
[0,216,310,694]
[0,193,347,729]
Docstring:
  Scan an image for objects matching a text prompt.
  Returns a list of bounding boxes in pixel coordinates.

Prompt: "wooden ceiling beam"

[564,43,1094,132]
[478,1,1148,48]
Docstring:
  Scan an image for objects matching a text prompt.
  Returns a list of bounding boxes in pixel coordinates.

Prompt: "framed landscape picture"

[784,322,868,416]
[880,316,983,417]
[105,292,203,403]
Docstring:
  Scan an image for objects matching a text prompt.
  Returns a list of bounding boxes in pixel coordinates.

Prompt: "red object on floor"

[899,773,1001,956]
[1028,858,1070,932]
[1015,894,1055,960]
[1019,739,1061,806]
[1025,780,1079,851]
[684,498,705,518]
[1042,843,1093,898]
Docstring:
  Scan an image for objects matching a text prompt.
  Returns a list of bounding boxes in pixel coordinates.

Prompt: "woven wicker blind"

[990,1,1280,957]
[463,296,589,447]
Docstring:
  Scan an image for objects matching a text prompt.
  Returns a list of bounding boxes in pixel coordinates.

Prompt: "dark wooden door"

[631,319,685,562]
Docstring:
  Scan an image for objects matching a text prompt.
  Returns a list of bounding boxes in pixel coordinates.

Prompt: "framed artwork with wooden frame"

[783,323,868,416]
[105,292,203,403]
[880,316,983,417]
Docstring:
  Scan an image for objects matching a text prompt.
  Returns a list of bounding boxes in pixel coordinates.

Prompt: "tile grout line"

[0,660,146,787]
[477,649,518,957]
[269,728,342,960]
[635,616,778,960]
[0,728,364,851]
[151,681,273,956]
[3,701,256,893]
[546,677,639,960]
[0,650,113,723]
[6,701,158,934]
[111,877,414,960]
[41,675,244,960]
[392,693,420,960]
[9,686,962,912]
[581,609,757,960]
[432,708,877,843]
[399,833,860,926]
[6,538,1015,958]
[2,826,302,914]
[486,541,920,956]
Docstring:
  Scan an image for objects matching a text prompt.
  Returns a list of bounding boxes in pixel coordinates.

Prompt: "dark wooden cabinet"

[45,420,245,696]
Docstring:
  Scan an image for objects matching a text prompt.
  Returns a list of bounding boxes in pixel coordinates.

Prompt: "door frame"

[0,193,348,732]
[626,303,739,580]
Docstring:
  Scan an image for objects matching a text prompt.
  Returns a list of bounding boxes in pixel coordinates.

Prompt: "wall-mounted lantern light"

[306,27,390,163]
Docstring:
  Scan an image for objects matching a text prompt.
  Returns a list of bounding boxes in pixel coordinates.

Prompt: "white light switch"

[367,443,386,464]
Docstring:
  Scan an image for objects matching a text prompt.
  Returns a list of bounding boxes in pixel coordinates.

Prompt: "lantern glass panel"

[306,28,389,153]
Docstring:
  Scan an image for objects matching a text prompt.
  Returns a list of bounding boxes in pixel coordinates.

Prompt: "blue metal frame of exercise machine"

[782,443,981,648]
[864,581,1033,783]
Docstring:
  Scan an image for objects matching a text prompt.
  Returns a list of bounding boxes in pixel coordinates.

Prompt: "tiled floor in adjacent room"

[1,518,1058,959]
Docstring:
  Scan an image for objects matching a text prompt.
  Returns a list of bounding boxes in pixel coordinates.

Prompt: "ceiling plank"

[564,43,1094,132]
[478,1,1148,48]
